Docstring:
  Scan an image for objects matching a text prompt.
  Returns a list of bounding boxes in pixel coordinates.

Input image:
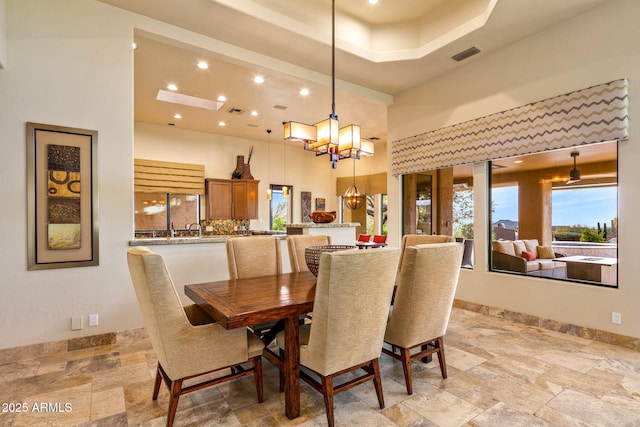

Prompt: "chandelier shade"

[283,121,317,143]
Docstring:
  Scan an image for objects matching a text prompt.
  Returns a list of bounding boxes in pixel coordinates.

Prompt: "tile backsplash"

[202,218,250,235]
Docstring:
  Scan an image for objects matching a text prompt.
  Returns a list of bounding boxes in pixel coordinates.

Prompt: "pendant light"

[283,0,373,168]
[344,158,365,210]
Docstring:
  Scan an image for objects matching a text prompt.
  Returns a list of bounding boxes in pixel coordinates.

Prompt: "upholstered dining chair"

[226,236,282,279]
[357,233,371,242]
[383,242,463,395]
[286,234,331,272]
[226,236,283,342]
[397,234,456,272]
[276,248,400,427]
[126,246,264,427]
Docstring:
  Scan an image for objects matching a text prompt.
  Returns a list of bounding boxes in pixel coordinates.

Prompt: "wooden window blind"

[134,159,205,195]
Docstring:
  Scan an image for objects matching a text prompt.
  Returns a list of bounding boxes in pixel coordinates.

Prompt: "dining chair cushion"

[226,236,282,279]
[357,234,371,242]
[287,234,332,273]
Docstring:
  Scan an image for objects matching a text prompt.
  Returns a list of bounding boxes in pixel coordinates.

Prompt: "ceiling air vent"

[227,107,244,114]
[451,46,481,62]
[273,105,288,110]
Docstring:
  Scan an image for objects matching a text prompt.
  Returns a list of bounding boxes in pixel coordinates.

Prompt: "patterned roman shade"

[390,79,629,176]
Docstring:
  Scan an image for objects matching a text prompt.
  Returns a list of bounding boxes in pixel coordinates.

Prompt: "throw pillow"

[537,245,555,259]
[513,240,527,255]
[521,251,536,261]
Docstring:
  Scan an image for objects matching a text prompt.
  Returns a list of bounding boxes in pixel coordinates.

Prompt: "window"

[134,193,200,237]
[269,184,292,230]
[489,142,618,286]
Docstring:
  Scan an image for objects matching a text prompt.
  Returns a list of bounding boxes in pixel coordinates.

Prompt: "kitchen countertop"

[286,222,360,228]
[129,233,286,246]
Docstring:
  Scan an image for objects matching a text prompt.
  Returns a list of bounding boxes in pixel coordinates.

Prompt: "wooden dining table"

[184,271,317,420]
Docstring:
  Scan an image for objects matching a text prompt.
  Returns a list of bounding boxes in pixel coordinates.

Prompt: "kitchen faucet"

[186,223,202,237]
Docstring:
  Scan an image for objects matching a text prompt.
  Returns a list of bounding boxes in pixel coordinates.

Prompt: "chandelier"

[283,0,374,169]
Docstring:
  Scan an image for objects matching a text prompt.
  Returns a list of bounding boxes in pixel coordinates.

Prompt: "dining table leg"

[283,314,300,419]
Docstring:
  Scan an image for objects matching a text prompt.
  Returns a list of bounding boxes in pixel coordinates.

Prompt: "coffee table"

[553,255,617,285]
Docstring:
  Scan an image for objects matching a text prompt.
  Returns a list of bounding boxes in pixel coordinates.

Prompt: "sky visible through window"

[492,186,617,228]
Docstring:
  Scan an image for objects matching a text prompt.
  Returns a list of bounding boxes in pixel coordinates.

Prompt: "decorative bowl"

[305,245,357,276]
[308,210,337,223]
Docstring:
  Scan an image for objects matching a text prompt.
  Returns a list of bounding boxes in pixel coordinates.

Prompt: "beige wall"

[388,0,640,338]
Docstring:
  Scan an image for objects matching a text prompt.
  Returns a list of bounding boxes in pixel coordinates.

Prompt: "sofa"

[491,239,567,278]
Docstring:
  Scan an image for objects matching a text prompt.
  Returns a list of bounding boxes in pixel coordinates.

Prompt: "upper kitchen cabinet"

[205,178,259,219]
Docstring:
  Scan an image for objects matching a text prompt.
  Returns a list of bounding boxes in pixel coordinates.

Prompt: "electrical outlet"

[71,316,83,330]
[612,312,622,324]
[89,314,99,327]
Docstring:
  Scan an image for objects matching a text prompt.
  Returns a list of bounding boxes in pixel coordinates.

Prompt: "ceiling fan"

[566,150,581,184]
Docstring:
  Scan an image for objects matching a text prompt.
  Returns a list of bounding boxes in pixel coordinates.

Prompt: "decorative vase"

[241,163,253,179]
[232,156,244,179]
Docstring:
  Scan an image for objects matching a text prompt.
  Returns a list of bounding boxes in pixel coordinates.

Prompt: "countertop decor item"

[305,245,357,276]
[308,210,336,223]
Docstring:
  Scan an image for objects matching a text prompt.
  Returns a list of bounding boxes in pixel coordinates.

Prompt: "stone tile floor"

[2,307,640,426]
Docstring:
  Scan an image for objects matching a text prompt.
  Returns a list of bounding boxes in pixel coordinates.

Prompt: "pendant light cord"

[331,0,337,120]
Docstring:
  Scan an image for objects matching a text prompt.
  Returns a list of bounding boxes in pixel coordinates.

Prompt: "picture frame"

[315,197,326,211]
[301,191,312,222]
[27,122,99,270]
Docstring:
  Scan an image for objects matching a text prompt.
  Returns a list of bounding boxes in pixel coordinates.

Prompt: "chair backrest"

[287,234,332,272]
[126,246,198,377]
[226,236,282,279]
[372,235,387,244]
[398,234,455,272]
[357,234,371,242]
[386,243,463,348]
[300,248,400,376]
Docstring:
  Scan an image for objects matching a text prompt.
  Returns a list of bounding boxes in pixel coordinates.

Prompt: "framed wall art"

[315,197,326,211]
[27,122,99,270]
[301,191,312,222]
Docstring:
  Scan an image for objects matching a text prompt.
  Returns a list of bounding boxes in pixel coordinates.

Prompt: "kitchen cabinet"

[205,178,259,219]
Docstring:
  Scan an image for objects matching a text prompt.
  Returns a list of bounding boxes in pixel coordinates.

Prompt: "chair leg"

[153,364,163,400]
[278,348,285,393]
[252,356,264,403]
[166,379,183,427]
[371,358,385,409]
[436,336,448,378]
[321,375,335,427]
[400,347,413,395]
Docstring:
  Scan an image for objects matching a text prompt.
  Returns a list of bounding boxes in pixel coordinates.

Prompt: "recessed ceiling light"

[218,121,226,127]
[197,61,209,70]
[254,75,264,84]
[217,95,227,102]
[251,111,258,117]
[167,83,178,91]
[300,88,310,96]
[368,0,379,4]
[173,114,182,119]
[514,160,523,164]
